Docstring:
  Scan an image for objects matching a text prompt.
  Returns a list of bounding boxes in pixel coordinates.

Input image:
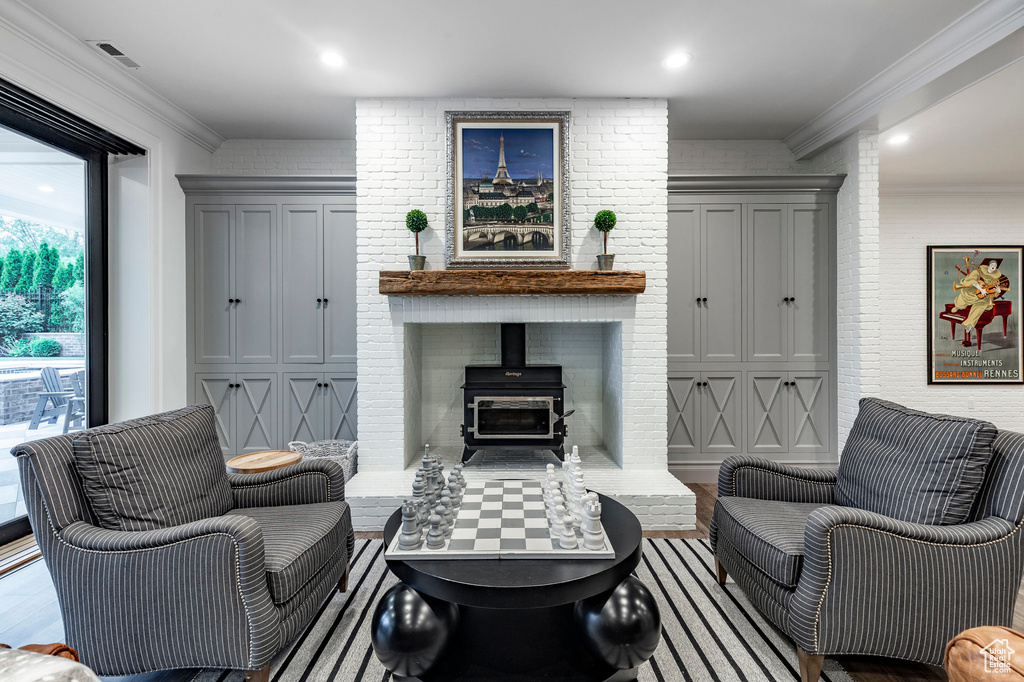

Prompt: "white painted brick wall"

[212,139,355,175]
[356,98,668,473]
[668,140,802,175]
[879,192,1024,432]
[804,131,881,451]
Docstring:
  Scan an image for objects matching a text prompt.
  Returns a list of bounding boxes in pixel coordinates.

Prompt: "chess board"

[385,480,615,560]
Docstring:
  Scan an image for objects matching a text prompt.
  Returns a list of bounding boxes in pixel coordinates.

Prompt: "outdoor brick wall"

[212,139,356,175]
[355,98,669,472]
[0,371,71,425]
[20,332,85,357]
[879,192,1024,432]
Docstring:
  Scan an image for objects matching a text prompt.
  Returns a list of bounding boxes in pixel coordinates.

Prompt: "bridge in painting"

[464,224,554,248]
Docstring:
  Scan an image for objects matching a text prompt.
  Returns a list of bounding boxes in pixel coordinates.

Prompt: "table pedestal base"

[417,602,637,682]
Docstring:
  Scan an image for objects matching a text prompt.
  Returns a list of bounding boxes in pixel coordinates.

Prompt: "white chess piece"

[559,513,579,549]
[552,503,566,538]
[583,499,605,551]
[440,496,454,537]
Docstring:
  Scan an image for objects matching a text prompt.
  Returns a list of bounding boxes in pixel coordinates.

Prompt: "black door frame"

[0,80,143,544]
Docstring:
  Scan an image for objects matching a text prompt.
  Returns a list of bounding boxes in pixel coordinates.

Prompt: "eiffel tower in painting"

[492,134,514,186]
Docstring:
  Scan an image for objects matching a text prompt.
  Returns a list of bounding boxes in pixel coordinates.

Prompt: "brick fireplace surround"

[345,97,696,530]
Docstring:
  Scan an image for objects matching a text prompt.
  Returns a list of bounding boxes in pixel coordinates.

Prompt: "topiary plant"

[406,209,428,256]
[594,210,617,255]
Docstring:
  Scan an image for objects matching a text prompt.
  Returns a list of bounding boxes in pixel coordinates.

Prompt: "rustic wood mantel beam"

[378,270,646,296]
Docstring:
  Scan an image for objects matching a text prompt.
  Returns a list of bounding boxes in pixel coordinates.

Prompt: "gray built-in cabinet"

[180,176,357,456]
[667,176,843,481]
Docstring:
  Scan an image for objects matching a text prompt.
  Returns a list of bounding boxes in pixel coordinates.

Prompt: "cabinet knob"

[783,297,790,303]
[790,296,796,302]
[695,297,701,304]
[323,298,329,304]
[317,298,322,303]
[701,297,707,304]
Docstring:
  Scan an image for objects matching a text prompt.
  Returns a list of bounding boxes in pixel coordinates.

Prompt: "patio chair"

[62,370,86,434]
[28,367,72,430]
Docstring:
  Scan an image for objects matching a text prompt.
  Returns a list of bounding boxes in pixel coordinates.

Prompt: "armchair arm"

[49,516,280,674]
[718,455,837,503]
[790,505,1024,665]
[228,458,346,508]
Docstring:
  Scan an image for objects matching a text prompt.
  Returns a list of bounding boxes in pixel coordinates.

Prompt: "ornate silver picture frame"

[445,111,571,269]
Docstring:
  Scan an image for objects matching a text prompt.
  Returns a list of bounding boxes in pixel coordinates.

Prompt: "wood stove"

[461,324,572,463]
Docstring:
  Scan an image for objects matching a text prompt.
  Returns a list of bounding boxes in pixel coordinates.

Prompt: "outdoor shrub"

[58,282,85,333]
[28,337,62,357]
[0,293,43,343]
[0,249,22,290]
[16,250,36,293]
[2,338,30,357]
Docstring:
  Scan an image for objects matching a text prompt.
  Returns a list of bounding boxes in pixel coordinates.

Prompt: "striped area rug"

[194,538,853,682]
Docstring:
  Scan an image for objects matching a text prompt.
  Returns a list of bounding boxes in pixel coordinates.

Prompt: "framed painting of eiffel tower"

[445,110,571,268]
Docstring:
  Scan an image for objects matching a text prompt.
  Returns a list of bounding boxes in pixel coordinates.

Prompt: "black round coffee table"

[372,491,660,681]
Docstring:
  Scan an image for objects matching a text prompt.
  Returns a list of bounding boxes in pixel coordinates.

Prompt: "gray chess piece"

[583,499,605,551]
[440,495,454,536]
[398,500,424,551]
[559,513,579,549]
[426,514,445,550]
[433,502,450,538]
[412,473,427,515]
[448,480,461,509]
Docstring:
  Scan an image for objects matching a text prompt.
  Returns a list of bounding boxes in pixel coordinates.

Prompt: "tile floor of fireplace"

[346,445,696,532]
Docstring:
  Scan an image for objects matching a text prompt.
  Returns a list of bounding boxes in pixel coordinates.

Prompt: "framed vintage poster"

[445,111,570,269]
[927,245,1023,385]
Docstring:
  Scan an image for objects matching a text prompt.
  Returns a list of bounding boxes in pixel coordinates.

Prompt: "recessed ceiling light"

[320,51,345,68]
[888,134,911,145]
[37,185,54,193]
[662,52,692,70]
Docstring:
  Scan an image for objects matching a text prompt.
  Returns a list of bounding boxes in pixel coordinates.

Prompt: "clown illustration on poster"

[928,246,1023,385]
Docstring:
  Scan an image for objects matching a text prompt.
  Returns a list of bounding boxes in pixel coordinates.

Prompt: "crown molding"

[880,184,1024,196]
[177,175,357,195]
[0,1,223,152]
[668,175,846,194]
[785,0,1024,159]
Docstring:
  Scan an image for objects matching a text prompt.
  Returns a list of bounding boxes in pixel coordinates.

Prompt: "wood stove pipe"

[500,323,526,367]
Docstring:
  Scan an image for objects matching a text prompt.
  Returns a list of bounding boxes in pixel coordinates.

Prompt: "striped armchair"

[711,399,1024,682]
[13,405,355,681]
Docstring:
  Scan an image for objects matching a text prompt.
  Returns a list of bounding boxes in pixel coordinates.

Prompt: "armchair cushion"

[72,404,232,531]
[714,497,825,588]
[227,500,352,609]
[835,398,997,525]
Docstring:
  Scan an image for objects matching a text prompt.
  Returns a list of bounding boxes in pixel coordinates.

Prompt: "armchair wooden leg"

[797,647,824,682]
[715,557,728,585]
[338,565,349,593]
[244,664,270,682]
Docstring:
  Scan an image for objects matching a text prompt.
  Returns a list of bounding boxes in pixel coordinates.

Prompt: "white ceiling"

[880,56,1024,188]
[24,0,981,141]
[0,127,85,232]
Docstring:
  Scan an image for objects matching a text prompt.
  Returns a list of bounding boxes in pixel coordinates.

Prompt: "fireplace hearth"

[461,324,572,463]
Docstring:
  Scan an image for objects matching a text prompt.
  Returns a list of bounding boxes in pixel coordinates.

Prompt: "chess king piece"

[583,499,605,551]
[560,513,579,549]
[398,500,424,551]
[426,514,445,550]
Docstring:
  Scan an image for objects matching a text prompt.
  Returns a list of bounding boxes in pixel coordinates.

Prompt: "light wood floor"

[1,486,1021,682]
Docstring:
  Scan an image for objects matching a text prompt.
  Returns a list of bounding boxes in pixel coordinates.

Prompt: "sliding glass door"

[0,77,143,544]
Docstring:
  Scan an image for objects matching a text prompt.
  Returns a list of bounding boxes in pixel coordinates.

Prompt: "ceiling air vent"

[86,41,142,69]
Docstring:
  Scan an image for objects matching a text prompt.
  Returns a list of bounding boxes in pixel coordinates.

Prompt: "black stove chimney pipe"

[500,323,526,367]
